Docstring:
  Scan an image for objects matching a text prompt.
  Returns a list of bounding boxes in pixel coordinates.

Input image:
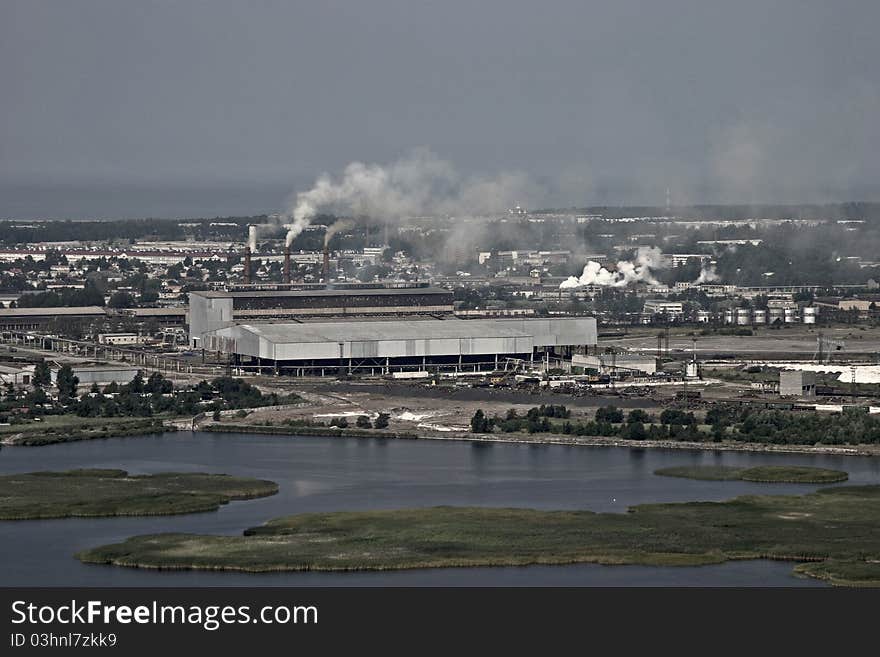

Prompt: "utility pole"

[682,361,688,415]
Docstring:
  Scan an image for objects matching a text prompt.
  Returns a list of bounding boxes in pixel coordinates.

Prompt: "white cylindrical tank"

[803,307,817,324]
[735,308,751,325]
[753,309,767,324]
[784,307,798,323]
[768,308,784,325]
[723,309,735,324]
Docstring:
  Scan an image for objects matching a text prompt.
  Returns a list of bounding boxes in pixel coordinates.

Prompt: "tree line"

[1,369,295,423]
[470,403,880,445]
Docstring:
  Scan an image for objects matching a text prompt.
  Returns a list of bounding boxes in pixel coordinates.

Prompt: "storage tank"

[723,309,735,324]
[753,309,767,325]
[803,306,817,324]
[735,308,751,325]
[783,307,799,323]
[768,308,784,325]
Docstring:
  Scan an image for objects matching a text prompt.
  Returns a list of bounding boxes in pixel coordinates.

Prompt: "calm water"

[2,431,879,587]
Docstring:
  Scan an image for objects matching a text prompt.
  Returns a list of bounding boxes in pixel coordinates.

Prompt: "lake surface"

[2,431,879,586]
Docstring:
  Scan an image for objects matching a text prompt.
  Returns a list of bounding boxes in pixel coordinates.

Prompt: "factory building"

[572,353,657,375]
[779,370,817,399]
[201,317,597,376]
[52,365,141,387]
[642,300,684,319]
[188,286,455,346]
[0,306,106,331]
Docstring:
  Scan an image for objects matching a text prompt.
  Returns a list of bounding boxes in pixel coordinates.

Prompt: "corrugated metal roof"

[192,287,450,299]
[229,319,532,344]
[0,306,106,317]
[126,307,187,316]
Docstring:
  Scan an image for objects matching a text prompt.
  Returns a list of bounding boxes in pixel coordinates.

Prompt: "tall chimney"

[322,246,330,284]
[244,247,252,285]
[283,245,291,284]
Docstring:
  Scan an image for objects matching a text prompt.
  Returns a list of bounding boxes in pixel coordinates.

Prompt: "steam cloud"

[283,149,536,247]
[323,219,355,248]
[559,247,664,289]
[695,264,719,284]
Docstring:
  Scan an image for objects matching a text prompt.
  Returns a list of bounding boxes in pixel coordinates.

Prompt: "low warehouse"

[52,366,141,387]
[572,353,658,375]
[202,317,597,376]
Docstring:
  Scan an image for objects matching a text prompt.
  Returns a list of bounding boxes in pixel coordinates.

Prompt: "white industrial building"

[188,287,455,345]
[643,300,684,318]
[201,317,598,376]
[779,370,817,398]
[51,366,141,387]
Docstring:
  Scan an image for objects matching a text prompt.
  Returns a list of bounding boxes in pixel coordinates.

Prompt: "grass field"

[77,484,880,586]
[0,469,278,519]
[654,465,849,483]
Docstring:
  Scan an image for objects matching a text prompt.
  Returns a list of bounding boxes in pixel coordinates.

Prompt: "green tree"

[471,409,493,433]
[356,415,372,429]
[129,371,145,394]
[55,364,79,402]
[627,409,651,424]
[108,291,136,309]
[32,361,51,389]
[374,412,390,429]
[623,422,647,440]
[596,406,624,423]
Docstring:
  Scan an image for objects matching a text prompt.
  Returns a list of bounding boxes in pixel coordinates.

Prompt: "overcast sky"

[2,0,879,210]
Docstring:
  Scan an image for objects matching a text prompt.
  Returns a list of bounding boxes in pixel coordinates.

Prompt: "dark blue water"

[2,432,878,586]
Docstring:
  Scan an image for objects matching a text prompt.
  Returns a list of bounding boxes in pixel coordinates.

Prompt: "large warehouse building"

[201,317,598,376]
[189,286,454,345]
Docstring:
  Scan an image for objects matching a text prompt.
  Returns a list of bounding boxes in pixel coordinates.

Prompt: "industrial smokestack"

[322,246,330,285]
[283,245,291,284]
[244,224,256,285]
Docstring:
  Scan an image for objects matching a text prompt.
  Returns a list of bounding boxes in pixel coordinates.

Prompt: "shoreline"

[203,422,879,457]
[5,419,876,457]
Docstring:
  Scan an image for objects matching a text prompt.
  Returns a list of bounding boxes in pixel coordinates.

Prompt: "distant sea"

[0,181,304,221]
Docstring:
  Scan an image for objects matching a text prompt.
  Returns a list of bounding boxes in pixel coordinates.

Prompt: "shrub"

[627,409,651,424]
[595,406,624,423]
[470,409,493,433]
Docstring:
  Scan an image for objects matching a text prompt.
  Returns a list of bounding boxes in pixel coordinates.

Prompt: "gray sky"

[2,0,879,209]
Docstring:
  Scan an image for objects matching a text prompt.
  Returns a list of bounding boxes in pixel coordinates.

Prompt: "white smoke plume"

[283,149,537,246]
[559,247,664,289]
[695,264,719,284]
[324,219,355,248]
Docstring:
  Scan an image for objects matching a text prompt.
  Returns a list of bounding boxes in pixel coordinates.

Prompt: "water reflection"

[1,431,877,587]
